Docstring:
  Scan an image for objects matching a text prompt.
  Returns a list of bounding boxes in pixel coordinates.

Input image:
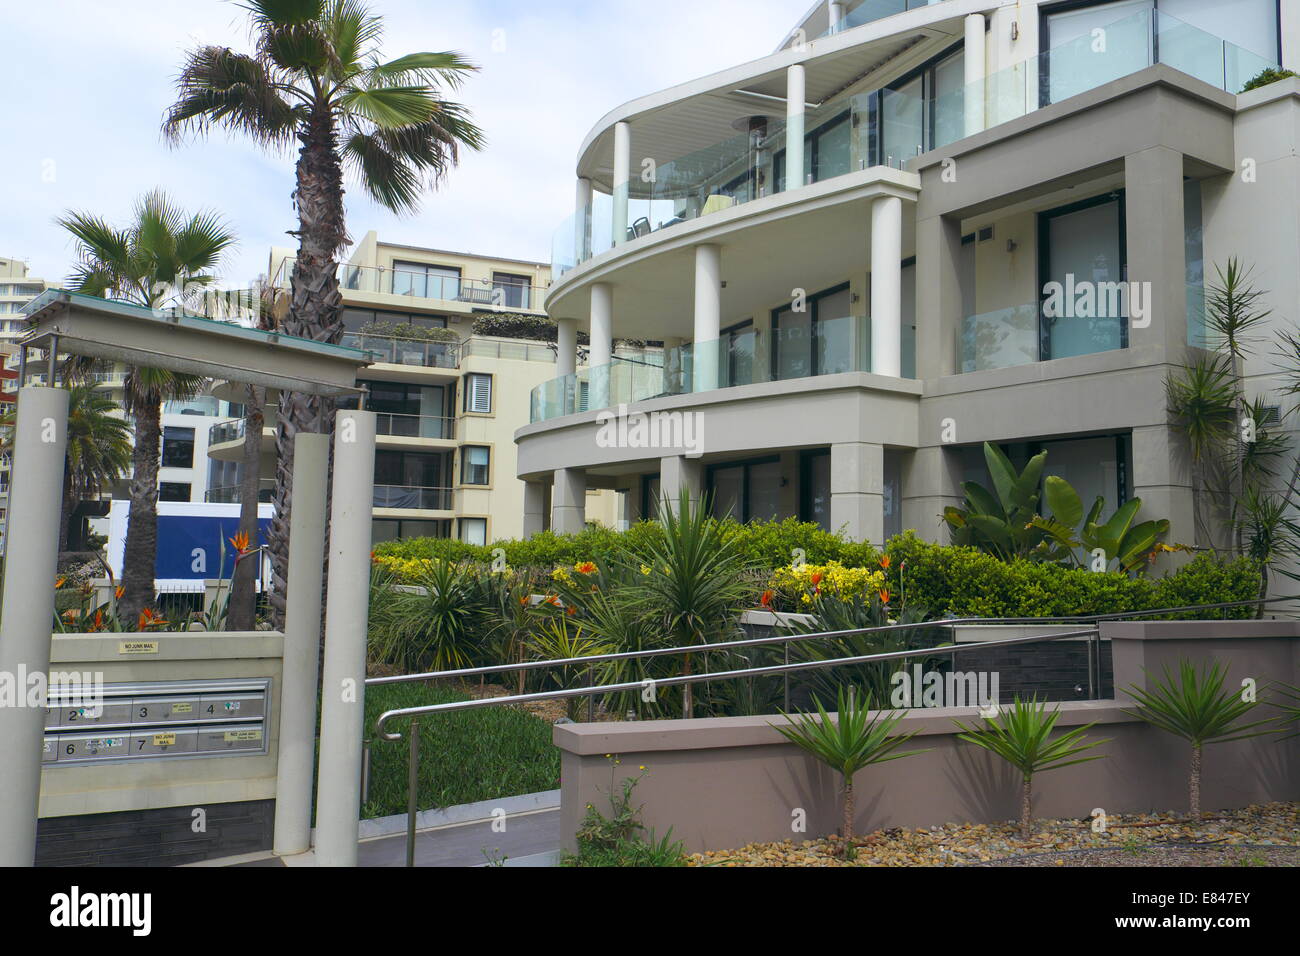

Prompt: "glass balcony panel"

[960,304,1040,373]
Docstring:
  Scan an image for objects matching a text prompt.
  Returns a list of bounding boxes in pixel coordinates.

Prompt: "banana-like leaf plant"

[1029,476,1174,573]
[1123,659,1276,818]
[953,696,1109,838]
[772,687,928,852]
[942,443,1051,561]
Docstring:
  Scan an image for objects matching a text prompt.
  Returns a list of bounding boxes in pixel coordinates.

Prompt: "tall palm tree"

[164,0,485,627]
[58,190,236,623]
[2,384,133,554]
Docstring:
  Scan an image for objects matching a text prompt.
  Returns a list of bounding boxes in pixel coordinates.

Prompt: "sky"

[0,0,808,287]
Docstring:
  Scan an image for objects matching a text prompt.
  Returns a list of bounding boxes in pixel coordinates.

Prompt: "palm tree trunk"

[1020,774,1033,839]
[120,399,161,626]
[228,385,265,631]
[842,777,855,848]
[268,104,348,632]
[1190,744,1202,819]
[59,470,76,555]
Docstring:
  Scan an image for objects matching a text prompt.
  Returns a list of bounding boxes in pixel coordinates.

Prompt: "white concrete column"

[829,1,845,33]
[785,65,806,191]
[523,481,546,538]
[660,455,704,516]
[871,195,903,378]
[612,121,631,246]
[589,283,613,410]
[0,386,68,866]
[314,409,376,867]
[272,432,329,857]
[574,177,593,262]
[964,14,987,137]
[556,317,578,379]
[831,442,884,544]
[552,468,587,534]
[693,244,722,392]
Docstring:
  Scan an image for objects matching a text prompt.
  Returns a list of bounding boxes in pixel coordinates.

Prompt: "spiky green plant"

[373,559,490,672]
[954,696,1108,838]
[1268,682,1300,740]
[772,687,928,850]
[1123,659,1275,818]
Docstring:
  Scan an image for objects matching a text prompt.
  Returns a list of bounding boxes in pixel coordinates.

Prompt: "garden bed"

[688,803,1300,867]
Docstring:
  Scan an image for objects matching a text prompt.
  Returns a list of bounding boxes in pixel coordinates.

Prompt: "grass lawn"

[361,681,561,818]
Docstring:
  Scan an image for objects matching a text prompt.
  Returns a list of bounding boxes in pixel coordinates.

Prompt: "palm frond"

[164,46,301,146]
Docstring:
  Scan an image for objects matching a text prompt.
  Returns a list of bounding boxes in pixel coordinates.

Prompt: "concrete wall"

[554,621,1300,852]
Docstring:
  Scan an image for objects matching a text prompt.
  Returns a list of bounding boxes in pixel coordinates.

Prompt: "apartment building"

[519,0,1299,562]
[0,257,54,346]
[207,234,620,544]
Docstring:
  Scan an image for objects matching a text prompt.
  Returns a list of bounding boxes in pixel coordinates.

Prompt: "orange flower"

[138,608,168,631]
[879,554,891,570]
[115,586,124,600]
[55,576,67,589]
[878,589,891,605]
[91,610,104,632]
[519,596,531,607]
[760,589,774,609]
[575,561,597,574]
[62,609,79,621]
[229,531,250,554]
[566,605,577,617]
[809,571,823,587]
[546,595,561,607]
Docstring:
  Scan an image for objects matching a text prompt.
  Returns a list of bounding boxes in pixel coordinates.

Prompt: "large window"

[159,482,191,502]
[459,517,488,546]
[879,46,965,162]
[800,450,831,531]
[771,284,854,381]
[161,426,195,468]
[374,451,450,509]
[708,457,783,522]
[364,379,451,438]
[461,446,490,485]
[392,261,460,300]
[1038,192,1127,361]
[342,308,447,333]
[492,272,532,309]
[722,320,755,387]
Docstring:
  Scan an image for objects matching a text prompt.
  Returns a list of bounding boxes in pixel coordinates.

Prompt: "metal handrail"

[365,594,1300,690]
[374,626,1103,741]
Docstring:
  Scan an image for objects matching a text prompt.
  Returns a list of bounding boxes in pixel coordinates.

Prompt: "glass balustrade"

[959,304,1042,374]
[372,485,453,510]
[529,315,905,422]
[340,332,459,369]
[374,412,456,440]
[275,258,545,310]
[823,0,943,38]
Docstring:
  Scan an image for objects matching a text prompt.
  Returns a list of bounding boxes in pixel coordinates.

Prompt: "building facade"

[519,0,1299,563]
[207,235,620,544]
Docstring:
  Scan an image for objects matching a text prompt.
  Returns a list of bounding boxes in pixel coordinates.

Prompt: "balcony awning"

[19,290,368,397]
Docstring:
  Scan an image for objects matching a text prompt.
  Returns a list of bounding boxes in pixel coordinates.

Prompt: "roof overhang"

[19,290,369,397]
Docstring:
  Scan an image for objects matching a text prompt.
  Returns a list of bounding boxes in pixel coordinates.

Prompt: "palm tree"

[2,384,132,554]
[164,0,485,627]
[57,190,236,623]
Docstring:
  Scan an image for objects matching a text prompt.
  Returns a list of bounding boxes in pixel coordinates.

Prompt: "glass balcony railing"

[209,418,247,446]
[959,304,1041,374]
[274,259,545,311]
[530,316,900,422]
[340,332,459,369]
[372,485,453,511]
[374,412,456,440]
[553,9,1278,277]
[822,0,942,39]
[205,480,275,504]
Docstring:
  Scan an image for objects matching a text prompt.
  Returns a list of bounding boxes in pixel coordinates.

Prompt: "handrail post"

[783,641,790,712]
[586,664,595,722]
[406,718,420,868]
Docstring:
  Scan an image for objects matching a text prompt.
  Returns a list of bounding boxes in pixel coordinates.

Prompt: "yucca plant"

[1268,682,1300,740]
[1123,659,1275,818]
[526,617,611,721]
[954,696,1108,838]
[377,559,490,672]
[772,687,928,851]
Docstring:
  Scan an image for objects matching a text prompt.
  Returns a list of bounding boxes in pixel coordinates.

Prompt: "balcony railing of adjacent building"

[373,485,453,511]
[552,8,1277,277]
[273,259,546,312]
[209,418,247,446]
[531,318,899,422]
[340,331,460,369]
[374,412,457,440]
[820,0,943,39]
[205,480,276,503]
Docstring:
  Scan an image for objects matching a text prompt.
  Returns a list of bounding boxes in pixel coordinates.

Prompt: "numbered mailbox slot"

[195,724,265,754]
[58,732,131,760]
[199,692,265,722]
[48,698,134,729]
[43,737,59,763]
[130,727,199,757]
[132,695,202,724]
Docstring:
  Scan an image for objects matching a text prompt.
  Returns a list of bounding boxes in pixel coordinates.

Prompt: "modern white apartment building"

[518,0,1298,561]
[207,234,620,544]
[0,257,54,345]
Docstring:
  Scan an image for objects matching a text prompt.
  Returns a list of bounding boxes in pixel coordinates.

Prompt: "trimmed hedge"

[374,523,1262,620]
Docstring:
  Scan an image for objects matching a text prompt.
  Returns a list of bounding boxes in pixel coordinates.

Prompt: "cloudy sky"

[1,0,808,287]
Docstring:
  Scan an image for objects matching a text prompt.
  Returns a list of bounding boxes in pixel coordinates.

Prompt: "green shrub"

[1240,67,1298,93]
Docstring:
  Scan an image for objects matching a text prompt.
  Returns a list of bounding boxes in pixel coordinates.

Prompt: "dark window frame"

[706,454,783,523]
[770,281,852,380]
[161,426,196,469]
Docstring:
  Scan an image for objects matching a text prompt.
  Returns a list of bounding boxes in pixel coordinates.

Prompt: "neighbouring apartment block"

[206,235,620,544]
[519,0,1299,576]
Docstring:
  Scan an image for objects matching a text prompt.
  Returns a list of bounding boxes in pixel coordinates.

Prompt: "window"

[1038,192,1127,361]
[159,482,191,502]
[722,320,755,387]
[372,518,452,543]
[373,451,450,509]
[161,427,195,468]
[364,379,451,438]
[459,517,488,546]
[771,283,853,381]
[391,261,460,300]
[707,457,783,522]
[800,450,831,530]
[461,446,490,485]
[491,272,532,310]
[464,373,492,413]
